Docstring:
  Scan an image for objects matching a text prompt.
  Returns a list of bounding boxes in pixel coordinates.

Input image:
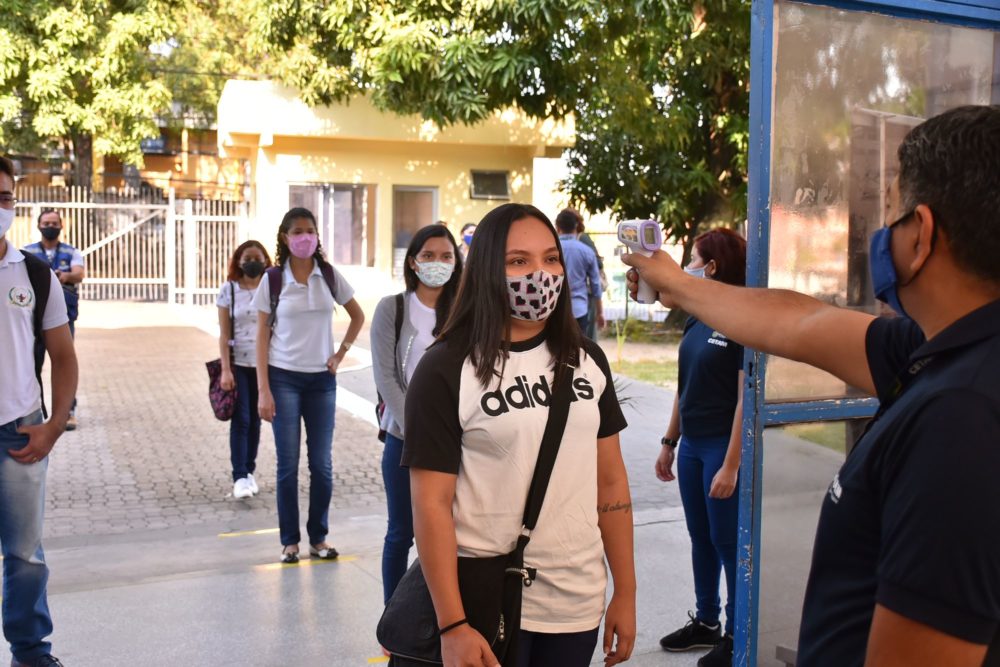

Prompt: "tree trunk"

[71,133,93,189]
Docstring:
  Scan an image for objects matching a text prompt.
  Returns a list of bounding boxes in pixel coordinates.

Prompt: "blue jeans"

[230,365,261,482]
[380,433,413,603]
[0,411,53,662]
[268,366,336,546]
[677,434,739,635]
[517,627,600,667]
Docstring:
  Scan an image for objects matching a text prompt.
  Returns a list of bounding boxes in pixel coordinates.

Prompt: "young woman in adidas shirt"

[372,224,464,605]
[654,229,746,667]
[217,240,271,500]
[402,204,636,667]
[252,207,365,564]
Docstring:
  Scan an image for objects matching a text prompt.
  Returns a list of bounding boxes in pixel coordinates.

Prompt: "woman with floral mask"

[371,224,464,606]
[400,204,636,667]
[654,228,746,667]
[217,240,272,500]
[253,208,365,564]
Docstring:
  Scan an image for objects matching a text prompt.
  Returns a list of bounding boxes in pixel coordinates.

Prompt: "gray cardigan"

[370,291,420,440]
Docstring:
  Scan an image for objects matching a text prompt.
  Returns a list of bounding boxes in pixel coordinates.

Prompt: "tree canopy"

[253,0,751,249]
[0,0,260,186]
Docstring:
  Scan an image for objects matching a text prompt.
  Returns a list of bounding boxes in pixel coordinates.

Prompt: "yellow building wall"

[247,136,537,273]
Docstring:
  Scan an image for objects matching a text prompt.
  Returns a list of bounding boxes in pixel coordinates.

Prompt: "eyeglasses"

[0,194,16,206]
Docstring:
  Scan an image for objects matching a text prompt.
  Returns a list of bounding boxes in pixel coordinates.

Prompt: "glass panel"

[331,184,368,266]
[758,419,867,666]
[765,1,999,401]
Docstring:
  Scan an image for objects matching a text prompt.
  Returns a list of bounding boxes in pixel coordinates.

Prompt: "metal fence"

[11,186,246,304]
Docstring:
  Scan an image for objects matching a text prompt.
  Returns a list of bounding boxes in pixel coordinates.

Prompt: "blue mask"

[462,233,474,247]
[869,226,907,318]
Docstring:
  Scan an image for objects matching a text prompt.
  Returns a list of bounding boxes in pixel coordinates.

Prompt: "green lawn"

[611,358,679,387]
[781,421,848,453]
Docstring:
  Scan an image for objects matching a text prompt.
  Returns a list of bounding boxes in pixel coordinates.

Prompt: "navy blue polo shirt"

[797,299,1000,666]
[678,317,743,438]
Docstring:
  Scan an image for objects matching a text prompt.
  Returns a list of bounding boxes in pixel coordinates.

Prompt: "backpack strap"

[318,261,339,300]
[265,266,283,329]
[228,281,236,360]
[393,292,404,353]
[23,253,52,418]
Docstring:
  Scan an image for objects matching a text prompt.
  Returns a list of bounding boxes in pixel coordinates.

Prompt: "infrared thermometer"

[617,219,662,304]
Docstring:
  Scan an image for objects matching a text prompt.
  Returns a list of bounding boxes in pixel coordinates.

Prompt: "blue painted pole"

[734,1,776,665]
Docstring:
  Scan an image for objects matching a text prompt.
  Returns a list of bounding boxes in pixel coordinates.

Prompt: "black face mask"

[40,227,61,241]
[241,260,265,278]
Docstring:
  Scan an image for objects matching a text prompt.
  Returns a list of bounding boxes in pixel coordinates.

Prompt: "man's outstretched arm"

[623,251,876,396]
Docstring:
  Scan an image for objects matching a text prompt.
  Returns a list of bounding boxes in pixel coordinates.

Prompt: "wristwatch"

[661,436,678,449]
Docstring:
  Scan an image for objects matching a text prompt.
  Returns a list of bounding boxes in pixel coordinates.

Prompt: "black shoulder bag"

[377,366,576,667]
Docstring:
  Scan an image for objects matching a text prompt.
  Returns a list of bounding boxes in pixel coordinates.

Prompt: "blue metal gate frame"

[735,1,1000,664]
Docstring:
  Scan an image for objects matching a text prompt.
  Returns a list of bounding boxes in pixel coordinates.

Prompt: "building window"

[470,170,511,200]
[289,183,376,267]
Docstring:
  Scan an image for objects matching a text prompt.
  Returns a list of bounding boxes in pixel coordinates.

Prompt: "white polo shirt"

[0,245,69,425]
[252,262,355,373]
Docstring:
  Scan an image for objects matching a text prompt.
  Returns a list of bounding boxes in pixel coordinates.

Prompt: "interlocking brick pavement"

[44,321,385,540]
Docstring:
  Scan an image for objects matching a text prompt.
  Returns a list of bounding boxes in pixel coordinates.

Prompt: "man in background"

[23,209,84,430]
[555,208,604,336]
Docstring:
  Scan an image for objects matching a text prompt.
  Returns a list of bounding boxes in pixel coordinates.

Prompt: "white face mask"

[0,207,13,239]
[414,260,454,288]
[684,265,707,279]
[506,269,565,321]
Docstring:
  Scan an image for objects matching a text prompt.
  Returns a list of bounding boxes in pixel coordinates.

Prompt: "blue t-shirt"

[677,317,743,438]
[558,235,602,319]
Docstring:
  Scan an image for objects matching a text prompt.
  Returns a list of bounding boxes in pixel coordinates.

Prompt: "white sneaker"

[233,478,253,499]
[247,473,259,495]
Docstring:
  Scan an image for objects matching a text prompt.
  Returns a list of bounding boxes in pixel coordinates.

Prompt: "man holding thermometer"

[621,105,1000,667]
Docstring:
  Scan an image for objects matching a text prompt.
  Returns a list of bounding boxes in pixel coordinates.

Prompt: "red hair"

[694,228,746,286]
[227,240,272,282]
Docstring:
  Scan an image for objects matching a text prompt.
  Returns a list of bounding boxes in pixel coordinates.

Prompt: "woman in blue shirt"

[656,228,746,667]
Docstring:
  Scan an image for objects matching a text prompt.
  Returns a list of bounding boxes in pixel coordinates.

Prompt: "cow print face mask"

[506,269,565,321]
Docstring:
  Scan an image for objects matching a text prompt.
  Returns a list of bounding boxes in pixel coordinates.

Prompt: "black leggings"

[516,627,600,667]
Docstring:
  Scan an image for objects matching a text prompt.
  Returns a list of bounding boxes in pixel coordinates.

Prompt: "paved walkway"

[27,302,834,666]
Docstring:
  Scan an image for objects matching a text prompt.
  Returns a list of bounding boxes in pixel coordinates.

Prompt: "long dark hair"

[274,207,328,267]
[404,225,464,335]
[438,203,582,388]
[227,240,272,282]
[694,228,747,286]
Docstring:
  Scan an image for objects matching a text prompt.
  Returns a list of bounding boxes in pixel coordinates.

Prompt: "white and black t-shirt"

[402,332,627,633]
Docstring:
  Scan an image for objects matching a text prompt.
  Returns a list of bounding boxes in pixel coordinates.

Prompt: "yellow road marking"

[253,555,359,571]
[367,657,389,664]
[218,527,280,538]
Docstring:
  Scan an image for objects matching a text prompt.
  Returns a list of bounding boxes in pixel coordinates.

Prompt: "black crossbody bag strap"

[521,363,575,533]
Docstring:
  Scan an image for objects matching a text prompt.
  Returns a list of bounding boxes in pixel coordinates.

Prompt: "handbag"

[376,364,575,666]
[206,282,237,421]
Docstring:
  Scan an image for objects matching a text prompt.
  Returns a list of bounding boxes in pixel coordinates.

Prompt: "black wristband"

[661,436,678,449]
[439,618,468,636]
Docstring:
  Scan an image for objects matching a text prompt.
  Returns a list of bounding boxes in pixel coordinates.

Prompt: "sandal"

[281,546,300,564]
[309,543,339,560]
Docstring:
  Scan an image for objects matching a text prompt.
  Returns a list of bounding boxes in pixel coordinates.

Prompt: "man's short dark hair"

[0,156,15,182]
[897,105,1000,283]
[38,208,62,225]
[555,208,582,234]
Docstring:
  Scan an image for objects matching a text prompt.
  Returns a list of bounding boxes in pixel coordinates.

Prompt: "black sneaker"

[697,633,733,667]
[659,611,722,651]
[11,655,64,667]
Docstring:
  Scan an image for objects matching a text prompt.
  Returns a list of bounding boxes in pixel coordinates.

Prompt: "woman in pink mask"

[253,207,365,564]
